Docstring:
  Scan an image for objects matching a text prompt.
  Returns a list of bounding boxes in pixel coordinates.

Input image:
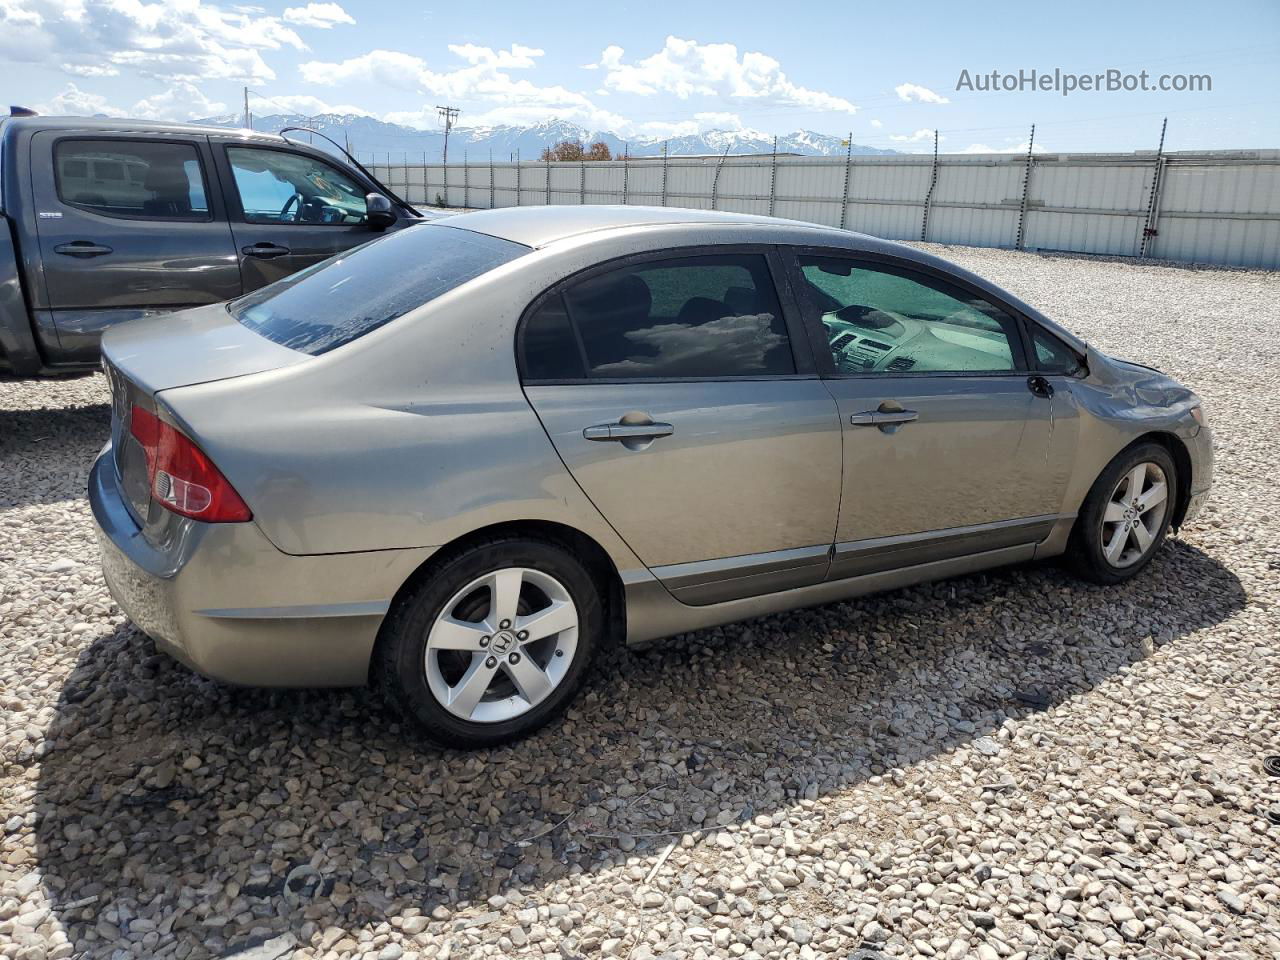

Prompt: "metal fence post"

[1139,117,1168,259]
[441,148,448,207]
[579,156,586,205]
[489,150,495,209]
[463,151,470,208]
[711,146,730,210]
[545,156,551,205]
[622,147,629,205]
[661,141,669,207]
[1013,126,1034,249]
[840,132,853,230]
[769,136,778,217]
[921,130,939,242]
[515,149,521,206]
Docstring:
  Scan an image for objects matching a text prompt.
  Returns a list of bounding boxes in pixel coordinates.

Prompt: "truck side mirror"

[366,193,396,231]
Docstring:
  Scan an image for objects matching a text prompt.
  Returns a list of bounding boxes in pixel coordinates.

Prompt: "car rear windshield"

[230,224,528,355]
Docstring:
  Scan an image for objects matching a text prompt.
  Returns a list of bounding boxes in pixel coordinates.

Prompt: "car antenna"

[9,106,38,117]
[278,125,422,218]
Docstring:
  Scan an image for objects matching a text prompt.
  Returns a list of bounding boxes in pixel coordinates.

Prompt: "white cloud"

[890,128,939,143]
[302,44,628,132]
[250,93,373,117]
[870,118,883,128]
[63,62,120,78]
[35,80,228,121]
[2,0,305,83]
[282,2,353,28]
[629,111,750,139]
[895,83,950,104]
[590,36,857,114]
[132,82,227,120]
[35,82,128,118]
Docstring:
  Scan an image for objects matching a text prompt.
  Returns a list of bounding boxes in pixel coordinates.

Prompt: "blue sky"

[2,0,1277,152]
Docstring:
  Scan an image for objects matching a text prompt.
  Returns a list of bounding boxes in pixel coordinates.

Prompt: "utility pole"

[243,86,251,130]
[436,105,461,165]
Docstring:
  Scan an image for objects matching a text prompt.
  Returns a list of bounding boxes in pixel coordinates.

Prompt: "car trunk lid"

[102,303,306,528]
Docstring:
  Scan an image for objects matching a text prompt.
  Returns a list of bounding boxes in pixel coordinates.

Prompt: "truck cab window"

[54,140,209,220]
[227,147,369,226]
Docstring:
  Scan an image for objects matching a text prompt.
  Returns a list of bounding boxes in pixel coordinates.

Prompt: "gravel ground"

[1,247,1278,960]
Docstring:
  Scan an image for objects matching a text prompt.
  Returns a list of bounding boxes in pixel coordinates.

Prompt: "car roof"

[3,113,289,145]
[436,204,852,249]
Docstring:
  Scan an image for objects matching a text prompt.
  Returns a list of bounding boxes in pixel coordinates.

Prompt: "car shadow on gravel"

[0,403,110,507]
[33,539,1245,957]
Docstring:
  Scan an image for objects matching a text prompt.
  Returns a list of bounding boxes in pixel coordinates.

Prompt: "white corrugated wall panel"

[622,164,664,204]
[715,160,772,206]
[1155,217,1280,268]
[664,160,717,209]
[1032,162,1150,212]
[846,202,921,241]
[374,153,1279,268]
[927,206,1019,248]
[1023,210,1142,256]
[547,165,581,205]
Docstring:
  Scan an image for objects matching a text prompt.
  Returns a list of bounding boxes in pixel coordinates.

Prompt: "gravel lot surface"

[1,247,1278,960]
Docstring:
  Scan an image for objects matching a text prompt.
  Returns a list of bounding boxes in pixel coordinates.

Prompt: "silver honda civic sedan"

[91,206,1212,747]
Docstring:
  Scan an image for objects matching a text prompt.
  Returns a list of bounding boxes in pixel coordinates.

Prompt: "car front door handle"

[54,241,113,258]
[583,421,675,441]
[241,242,291,259]
[850,409,919,426]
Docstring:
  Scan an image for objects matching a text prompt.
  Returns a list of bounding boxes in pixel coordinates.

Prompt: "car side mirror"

[366,193,396,231]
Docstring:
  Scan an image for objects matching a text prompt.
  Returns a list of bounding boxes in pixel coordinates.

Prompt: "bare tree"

[540,139,612,162]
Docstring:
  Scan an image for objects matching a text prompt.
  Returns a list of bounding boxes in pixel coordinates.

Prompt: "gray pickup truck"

[0,109,426,376]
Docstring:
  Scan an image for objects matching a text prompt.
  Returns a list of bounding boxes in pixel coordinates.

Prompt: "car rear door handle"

[54,241,113,258]
[584,421,675,441]
[241,242,291,259]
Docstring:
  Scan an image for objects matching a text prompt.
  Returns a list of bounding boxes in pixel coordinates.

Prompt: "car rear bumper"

[89,446,436,687]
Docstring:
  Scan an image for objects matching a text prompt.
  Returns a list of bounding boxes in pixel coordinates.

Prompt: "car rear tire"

[1066,442,1178,585]
[375,536,603,749]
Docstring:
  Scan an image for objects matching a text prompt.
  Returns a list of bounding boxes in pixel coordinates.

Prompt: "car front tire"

[1067,442,1178,585]
[375,536,603,748]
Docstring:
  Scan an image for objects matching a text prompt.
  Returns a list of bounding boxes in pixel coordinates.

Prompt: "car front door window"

[227,147,369,225]
[798,257,1022,375]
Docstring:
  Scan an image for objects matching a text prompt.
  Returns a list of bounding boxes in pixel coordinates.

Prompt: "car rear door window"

[231,224,527,355]
[548,254,795,380]
[797,256,1024,375]
[54,139,209,220]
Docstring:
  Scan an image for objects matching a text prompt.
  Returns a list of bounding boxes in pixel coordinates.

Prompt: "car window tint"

[562,254,795,379]
[232,225,528,355]
[54,140,209,220]
[228,147,369,225]
[1032,326,1085,375]
[523,294,586,380]
[798,257,1020,375]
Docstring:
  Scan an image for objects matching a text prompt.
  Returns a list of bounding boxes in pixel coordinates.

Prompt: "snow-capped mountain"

[197,113,898,159]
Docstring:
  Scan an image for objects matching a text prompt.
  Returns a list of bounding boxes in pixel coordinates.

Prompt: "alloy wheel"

[424,567,579,723]
[1100,461,1170,568]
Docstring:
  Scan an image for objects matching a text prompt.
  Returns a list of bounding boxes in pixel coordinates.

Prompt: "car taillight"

[129,406,252,523]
